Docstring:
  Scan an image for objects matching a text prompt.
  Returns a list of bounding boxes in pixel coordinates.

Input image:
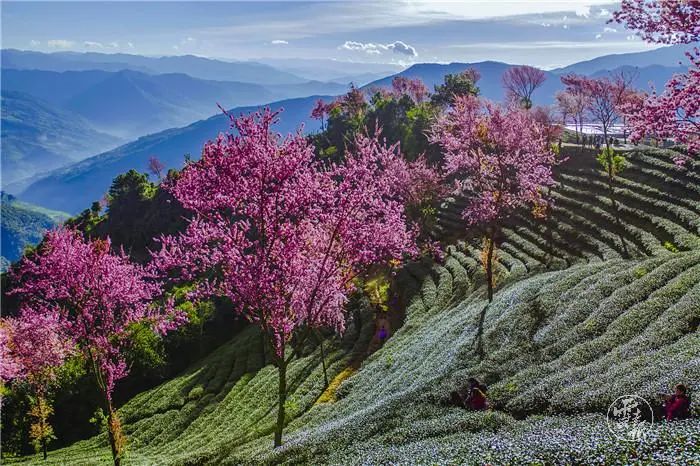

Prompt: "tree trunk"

[317,332,329,389]
[274,357,288,447]
[101,395,121,466]
[42,436,47,460]
[486,231,495,302]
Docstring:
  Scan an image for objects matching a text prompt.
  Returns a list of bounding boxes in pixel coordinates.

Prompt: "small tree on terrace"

[502,65,546,110]
[0,312,73,459]
[153,108,419,447]
[561,73,637,186]
[9,228,183,466]
[147,156,166,181]
[431,96,556,303]
[555,89,589,147]
[613,0,700,164]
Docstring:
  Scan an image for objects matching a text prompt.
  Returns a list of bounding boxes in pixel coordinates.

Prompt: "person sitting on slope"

[466,377,488,411]
[663,384,691,421]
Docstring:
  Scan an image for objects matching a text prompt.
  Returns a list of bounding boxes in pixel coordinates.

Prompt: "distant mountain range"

[2,90,119,187]
[2,68,347,140]
[365,60,684,106]
[552,43,695,75]
[2,49,307,85]
[5,44,693,219]
[16,96,326,213]
[365,61,563,106]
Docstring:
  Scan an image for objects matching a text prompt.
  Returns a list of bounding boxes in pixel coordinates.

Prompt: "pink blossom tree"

[391,76,429,103]
[147,156,166,181]
[0,311,73,459]
[10,228,183,466]
[555,89,589,147]
[502,65,547,109]
[153,108,418,447]
[0,322,22,383]
[560,73,637,183]
[613,0,700,162]
[431,96,556,302]
[613,0,700,44]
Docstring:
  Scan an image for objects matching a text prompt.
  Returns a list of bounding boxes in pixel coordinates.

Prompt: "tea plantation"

[9,148,700,464]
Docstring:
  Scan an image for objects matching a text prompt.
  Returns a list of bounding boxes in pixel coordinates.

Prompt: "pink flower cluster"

[431,96,557,226]
[390,76,429,103]
[154,108,419,357]
[624,50,700,162]
[6,228,183,400]
[0,310,73,395]
[612,0,700,44]
[613,0,700,161]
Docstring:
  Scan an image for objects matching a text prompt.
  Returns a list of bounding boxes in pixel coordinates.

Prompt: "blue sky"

[1,1,659,69]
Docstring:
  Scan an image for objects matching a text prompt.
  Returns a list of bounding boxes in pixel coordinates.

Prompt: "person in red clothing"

[663,384,691,421]
[466,377,488,411]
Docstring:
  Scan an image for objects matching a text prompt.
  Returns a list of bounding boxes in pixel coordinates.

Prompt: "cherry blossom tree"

[613,0,700,162]
[502,65,547,109]
[613,0,700,44]
[0,311,73,459]
[431,96,556,302]
[556,89,589,147]
[9,228,183,466]
[153,108,418,447]
[561,73,637,183]
[532,105,564,147]
[0,322,22,383]
[147,156,166,181]
[391,76,429,103]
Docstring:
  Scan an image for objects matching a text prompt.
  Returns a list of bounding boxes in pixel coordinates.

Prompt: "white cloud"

[563,24,569,29]
[604,27,617,33]
[109,41,119,48]
[598,8,611,17]
[339,40,417,57]
[47,39,75,49]
[595,33,602,40]
[127,42,135,49]
[271,39,289,45]
[172,44,180,50]
[626,35,637,41]
[84,41,104,48]
[387,40,417,56]
[541,22,551,27]
[29,40,40,46]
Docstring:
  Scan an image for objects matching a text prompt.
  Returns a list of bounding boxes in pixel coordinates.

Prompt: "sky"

[1,1,660,70]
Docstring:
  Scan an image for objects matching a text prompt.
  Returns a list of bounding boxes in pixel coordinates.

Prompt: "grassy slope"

[10,148,700,465]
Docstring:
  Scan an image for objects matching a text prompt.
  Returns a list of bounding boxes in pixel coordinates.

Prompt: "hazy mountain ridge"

[6,44,692,219]
[1,90,120,187]
[552,43,696,75]
[2,49,307,85]
[16,96,327,213]
[2,68,348,140]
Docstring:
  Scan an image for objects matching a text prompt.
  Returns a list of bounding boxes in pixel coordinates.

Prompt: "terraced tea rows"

[12,250,700,464]
[9,148,700,464]
[435,148,700,272]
